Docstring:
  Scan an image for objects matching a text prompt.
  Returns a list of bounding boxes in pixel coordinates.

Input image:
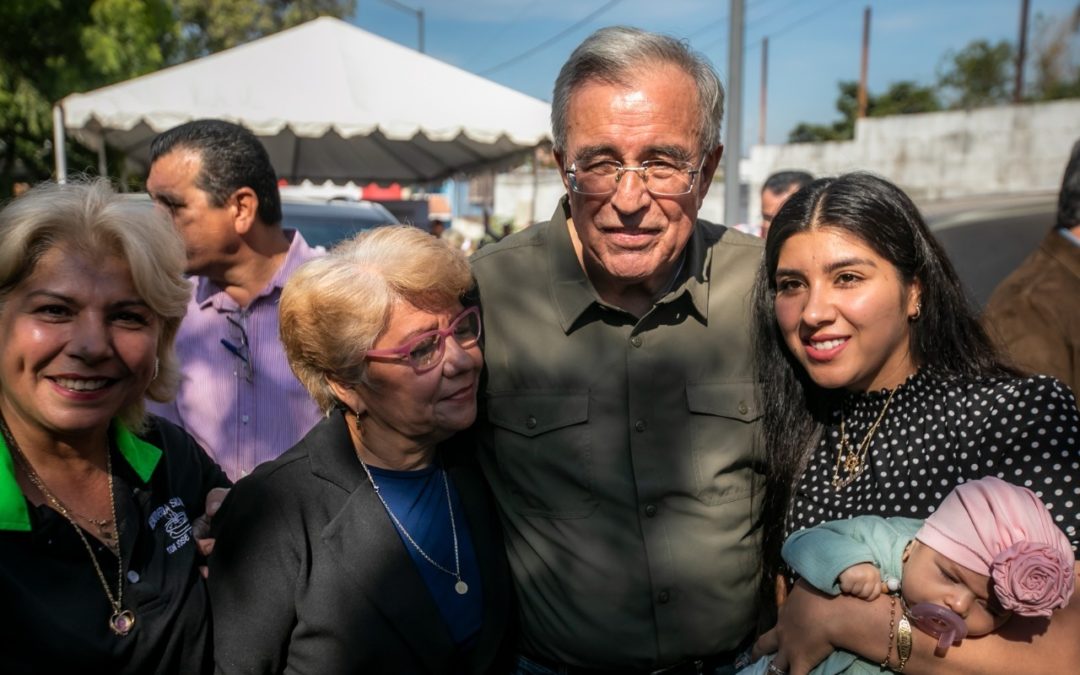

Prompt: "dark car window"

[281,201,399,250]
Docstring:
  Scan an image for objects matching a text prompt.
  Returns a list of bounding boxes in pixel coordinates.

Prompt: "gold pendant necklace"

[831,386,898,491]
[1,416,135,636]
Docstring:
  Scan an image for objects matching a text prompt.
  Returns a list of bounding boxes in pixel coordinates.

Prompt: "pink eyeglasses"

[364,306,481,372]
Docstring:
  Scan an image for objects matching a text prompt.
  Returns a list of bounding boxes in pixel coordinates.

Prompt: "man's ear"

[553,148,571,194]
[695,143,724,206]
[231,187,259,235]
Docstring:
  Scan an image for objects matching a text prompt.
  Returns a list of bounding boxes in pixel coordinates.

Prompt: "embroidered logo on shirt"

[148,497,192,554]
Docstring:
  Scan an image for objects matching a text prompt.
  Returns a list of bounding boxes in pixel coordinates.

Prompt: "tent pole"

[97,133,107,177]
[52,105,67,184]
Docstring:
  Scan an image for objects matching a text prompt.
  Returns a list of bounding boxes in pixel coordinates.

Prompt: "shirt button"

[634,419,647,432]
[127,570,141,583]
[738,401,749,415]
[658,590,671,604]
[241,414,250,423]
[630,335,642,348]
[644,504,657,517]
[525,416,538,429]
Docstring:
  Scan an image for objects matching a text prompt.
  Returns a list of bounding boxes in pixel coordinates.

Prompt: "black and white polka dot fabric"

[787,369,1080,551]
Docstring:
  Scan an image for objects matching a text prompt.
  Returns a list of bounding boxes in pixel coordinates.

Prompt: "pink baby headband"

[916,476,1075,617]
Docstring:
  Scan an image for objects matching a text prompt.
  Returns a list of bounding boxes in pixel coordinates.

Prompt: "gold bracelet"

[896,614,913,672]
[880,594,897,669]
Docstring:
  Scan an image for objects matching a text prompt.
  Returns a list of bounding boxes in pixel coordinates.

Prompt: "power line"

[699,0,855,53]
[479,0,625,75]
[468,1,537,68]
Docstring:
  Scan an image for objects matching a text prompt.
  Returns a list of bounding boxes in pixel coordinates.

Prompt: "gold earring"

[354,410,363,433]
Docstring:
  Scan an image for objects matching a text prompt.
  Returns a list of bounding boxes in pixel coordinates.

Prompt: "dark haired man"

[760,170,813,238]
[146,119,322,480]
[983,140,1080,399]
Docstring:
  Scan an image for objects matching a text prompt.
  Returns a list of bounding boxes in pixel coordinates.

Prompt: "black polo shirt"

[0,416,230,674]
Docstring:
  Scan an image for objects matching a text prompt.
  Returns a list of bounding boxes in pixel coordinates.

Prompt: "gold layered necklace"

[1,416,135,636]
[831,386,899,491]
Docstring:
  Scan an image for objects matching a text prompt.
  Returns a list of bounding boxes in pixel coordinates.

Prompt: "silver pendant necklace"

[358,457,468,595]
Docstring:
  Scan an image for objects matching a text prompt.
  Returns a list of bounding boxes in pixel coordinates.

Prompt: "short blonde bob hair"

[279,225,473,413]
[0,178,191,432]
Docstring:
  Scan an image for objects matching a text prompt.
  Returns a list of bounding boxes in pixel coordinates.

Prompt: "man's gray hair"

[551,26,725,158]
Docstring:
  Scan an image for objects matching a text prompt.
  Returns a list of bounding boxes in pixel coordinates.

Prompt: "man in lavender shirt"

[146,119,323,481]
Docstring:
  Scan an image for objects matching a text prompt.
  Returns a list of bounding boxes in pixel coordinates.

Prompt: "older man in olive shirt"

[471,27,764,673]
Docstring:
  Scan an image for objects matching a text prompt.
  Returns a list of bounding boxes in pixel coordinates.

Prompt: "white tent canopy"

[57,17,552,183]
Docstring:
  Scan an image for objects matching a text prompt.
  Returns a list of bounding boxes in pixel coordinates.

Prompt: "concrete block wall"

[744,99,1080,226]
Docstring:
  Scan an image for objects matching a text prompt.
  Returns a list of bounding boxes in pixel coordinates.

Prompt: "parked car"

[282,197,400,250]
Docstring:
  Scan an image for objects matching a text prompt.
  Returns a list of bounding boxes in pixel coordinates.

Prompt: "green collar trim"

[115,423,163,483]
[0,422,162,532]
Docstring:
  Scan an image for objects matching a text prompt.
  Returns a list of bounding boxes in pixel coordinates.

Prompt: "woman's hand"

[193,487,230,577]
[752,579,850,675]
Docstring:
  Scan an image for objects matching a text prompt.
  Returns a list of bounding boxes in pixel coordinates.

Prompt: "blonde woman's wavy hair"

[0,178,191,433]
[279,225,474,413]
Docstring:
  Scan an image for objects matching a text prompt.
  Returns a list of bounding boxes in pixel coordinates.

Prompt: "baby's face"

[901,540,1012,636]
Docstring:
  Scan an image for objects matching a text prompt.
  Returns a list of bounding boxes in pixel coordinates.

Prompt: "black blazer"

[208,413,513,674]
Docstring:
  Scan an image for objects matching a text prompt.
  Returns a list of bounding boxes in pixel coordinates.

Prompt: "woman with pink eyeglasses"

[209,226,512,674]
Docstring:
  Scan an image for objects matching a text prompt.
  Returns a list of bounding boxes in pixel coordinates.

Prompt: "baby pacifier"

[905,602,968,655]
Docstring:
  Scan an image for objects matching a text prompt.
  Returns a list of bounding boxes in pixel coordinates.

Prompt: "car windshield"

[281,201,398,249]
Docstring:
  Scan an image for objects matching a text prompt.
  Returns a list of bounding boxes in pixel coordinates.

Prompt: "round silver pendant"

[109,609,136,635]
[454,580,469,595]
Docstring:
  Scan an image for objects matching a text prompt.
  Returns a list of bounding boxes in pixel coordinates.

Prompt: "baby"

[742,477,1075,674]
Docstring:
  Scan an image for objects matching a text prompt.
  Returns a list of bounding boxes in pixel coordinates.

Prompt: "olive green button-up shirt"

[471,199,765,669]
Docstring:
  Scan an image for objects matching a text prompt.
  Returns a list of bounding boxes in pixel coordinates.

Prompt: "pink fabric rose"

[991,541,1076,617]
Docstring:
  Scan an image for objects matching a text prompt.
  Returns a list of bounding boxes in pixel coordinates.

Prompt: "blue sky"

[352,0,1078,152]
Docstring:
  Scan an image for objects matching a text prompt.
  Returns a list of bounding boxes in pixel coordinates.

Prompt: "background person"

[209,226,512,674]
[983,139,1080,398]
[760,170,813,239]
[750,172,1080,674]
[0,179,229,673]
[146,119,322,481]
[471,26,763,673]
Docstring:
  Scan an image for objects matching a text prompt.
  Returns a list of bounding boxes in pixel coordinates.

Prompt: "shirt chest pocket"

[487,390,598,518]
[686,382,763,505]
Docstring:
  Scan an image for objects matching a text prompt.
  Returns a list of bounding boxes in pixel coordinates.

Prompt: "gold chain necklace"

[1,416,136,636]
[831,386,899,491]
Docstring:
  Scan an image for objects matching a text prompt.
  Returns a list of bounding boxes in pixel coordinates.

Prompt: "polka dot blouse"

[786,368,1080,551]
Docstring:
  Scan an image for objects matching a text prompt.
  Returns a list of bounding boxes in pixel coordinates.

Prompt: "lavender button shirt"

[149,230,324,481]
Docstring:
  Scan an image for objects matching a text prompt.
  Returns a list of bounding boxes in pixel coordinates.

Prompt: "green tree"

[175,0,356,59]
[1030,5,1080,100]
[936,39,1014,109]
[0,0,175,195]
[788,80,940,143]
[0,0,356,196]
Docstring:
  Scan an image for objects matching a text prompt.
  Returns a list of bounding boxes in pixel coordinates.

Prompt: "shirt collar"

[196,228,315,309]
[0,422,163,532]
[547,196,711,332]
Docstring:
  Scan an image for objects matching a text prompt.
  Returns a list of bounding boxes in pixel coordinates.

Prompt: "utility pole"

[724,0,745,228]
[759,37,768,145]
[857,6,871,118]
[1014,0,1030,102]
[380,0,425,53]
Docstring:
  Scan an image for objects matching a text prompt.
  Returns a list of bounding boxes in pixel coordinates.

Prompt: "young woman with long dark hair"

[751,172,1079,674]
